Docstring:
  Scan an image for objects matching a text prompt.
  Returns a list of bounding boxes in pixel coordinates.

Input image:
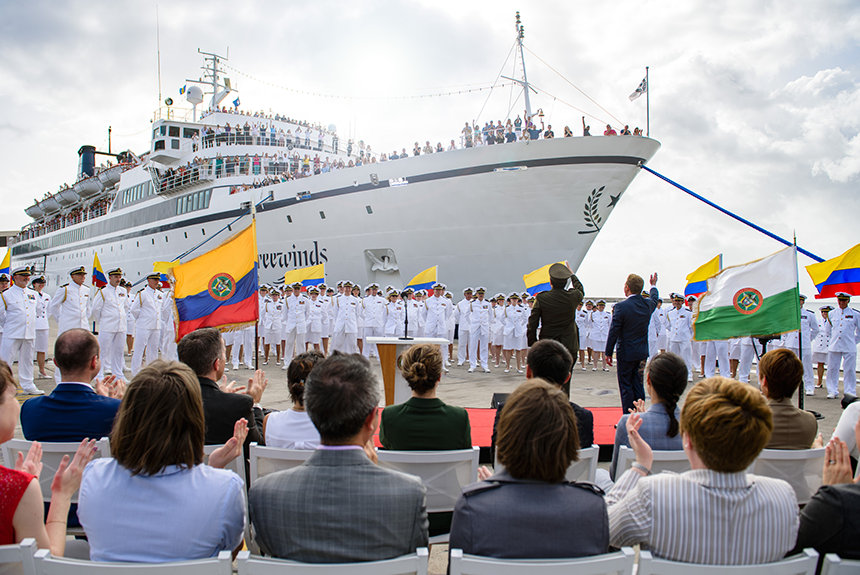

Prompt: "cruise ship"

[11,22,659,296]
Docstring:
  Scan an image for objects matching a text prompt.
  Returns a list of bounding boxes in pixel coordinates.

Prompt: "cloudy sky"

[1,0,858,299]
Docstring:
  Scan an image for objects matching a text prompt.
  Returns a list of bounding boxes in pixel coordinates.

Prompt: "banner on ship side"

[172,221,259,341]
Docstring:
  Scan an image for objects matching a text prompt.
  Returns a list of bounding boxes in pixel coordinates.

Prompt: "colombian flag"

[172,221,259,341]
[92,253,107,287]
[685,254,722,298]
[405,266,437,292]
[806,243,860,299]
[523,261,568,296]
[0,249,9,277]
[283,264,325,291]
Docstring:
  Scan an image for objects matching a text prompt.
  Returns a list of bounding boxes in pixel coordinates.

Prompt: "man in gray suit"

[249,352,428,563]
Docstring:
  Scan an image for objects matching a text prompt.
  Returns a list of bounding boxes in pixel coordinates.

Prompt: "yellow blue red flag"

[685,254,722,298]
[283,264,325,291]
[92,253,107,287]
[0,250,9,277]
[172,221,259,341]
[523,261,568,296]
[806,243,860,299]
[405,266,437,292]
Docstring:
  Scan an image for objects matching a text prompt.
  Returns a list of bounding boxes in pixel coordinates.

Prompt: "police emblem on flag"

[733,288,763,315]
[208,273,236,301]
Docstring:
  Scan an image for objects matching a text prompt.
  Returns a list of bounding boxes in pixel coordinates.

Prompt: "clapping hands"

[209,418,249,469]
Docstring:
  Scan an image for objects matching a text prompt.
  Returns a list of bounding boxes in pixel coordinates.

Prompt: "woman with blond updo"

[379,343,472,535]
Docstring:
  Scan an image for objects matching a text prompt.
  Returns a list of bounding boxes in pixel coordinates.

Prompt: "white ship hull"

[13,136,659,295]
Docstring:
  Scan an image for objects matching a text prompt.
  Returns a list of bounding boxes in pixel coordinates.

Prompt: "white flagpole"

[646,66,650,137]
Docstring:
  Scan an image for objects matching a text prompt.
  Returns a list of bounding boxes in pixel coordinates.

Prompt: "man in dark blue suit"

[605,273,659,414]
[21,328,121,442]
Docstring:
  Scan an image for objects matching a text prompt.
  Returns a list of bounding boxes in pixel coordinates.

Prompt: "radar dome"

[186,86,204,105]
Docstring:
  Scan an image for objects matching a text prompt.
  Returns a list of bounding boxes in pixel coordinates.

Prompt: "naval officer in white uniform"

[468,287,492,373]
[0,267,43,394]
[48,266,91,382]
[666,293,695,381]
[89,267,128,382]
[455,287,473,366]
[129,272,164,375]
[780,294,820,395]
[825,292,860,398]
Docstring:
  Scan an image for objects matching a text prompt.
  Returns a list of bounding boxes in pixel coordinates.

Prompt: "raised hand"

[50,439,97,498]
[246,369,268,403]
[625,412,653,472]
[218,375,246,394]
[209,418,248,469]
[15,441,43,477]
[823,438,854,485]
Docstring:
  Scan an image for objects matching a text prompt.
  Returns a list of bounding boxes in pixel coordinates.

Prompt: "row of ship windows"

[177,189,212,215]
[47,228,210,262]
[284,205,373,223]
[120,182,154,206]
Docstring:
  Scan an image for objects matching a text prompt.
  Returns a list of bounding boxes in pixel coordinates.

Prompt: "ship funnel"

[77,145,96,178]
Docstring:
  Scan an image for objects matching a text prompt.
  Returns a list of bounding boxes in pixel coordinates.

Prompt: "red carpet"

[374,406,623,449]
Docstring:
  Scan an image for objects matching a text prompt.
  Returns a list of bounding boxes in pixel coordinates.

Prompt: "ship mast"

[516,12,532,120]
[186,50,233,111]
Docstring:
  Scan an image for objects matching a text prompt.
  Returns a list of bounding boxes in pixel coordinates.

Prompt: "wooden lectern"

[365,337,451,405]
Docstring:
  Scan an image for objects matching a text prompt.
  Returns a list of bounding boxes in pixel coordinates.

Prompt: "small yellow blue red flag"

[523,261,568,296]
[0,250,9,277]
[172,221,259,341]
[405,266,437,292]
[685,254,722,298]
[92,253,107,287]
[283,264,325,291]
[806,243,860,299]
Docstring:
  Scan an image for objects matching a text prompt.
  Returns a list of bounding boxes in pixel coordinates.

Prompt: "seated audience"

[491,340,594,457]
[610,352,687,479]
[263,350,323,449]
[379,343,471,536]
[78,360,247,562]
[21,329,122,441]
[380,343,471,450]
[449,379,608,559]
[0,360,95,556]
[177,327,266,452]
[249,352,428,563]
[791,420,860,559]
[607,377,798,564]
[759,348,818,449]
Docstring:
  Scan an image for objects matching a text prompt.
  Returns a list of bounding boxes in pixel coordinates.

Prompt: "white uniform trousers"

[330,331,358,354]
[98,331,127,382]
[160,329,178,362]
[362,326,383,358]
[469,328,489,371]
[457,327,470,365]
[0,338,35,390]
[132,328,161,375]
[784,345,815,393]
[737,341,764,384]
[232,326,255,369]
[704,341,730,378]
[648,336,659,361]
[282,328,306,362]
[827,351,857,396]
[668,341,694,381]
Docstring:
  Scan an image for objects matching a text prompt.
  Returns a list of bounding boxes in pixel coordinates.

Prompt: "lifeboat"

[25,203,44,219]
[56,187,80,206]
[39,196,61,214]
[97,165,123,187]
[74,176,103,198]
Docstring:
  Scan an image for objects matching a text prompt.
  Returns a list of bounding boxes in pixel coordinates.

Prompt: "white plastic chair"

[494,445,599,483]
[1,438,111,536]
[448,547,635,575]
[377,448,479,544]
[637,548,818,575]
[615,446,690,476]
[32,549,232,574]
[248,443,314,485]
[203,442,247,486]
[236,547,429,574]
[750,448,825,505]
[0,538,37,575]
[821,553,860,575]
